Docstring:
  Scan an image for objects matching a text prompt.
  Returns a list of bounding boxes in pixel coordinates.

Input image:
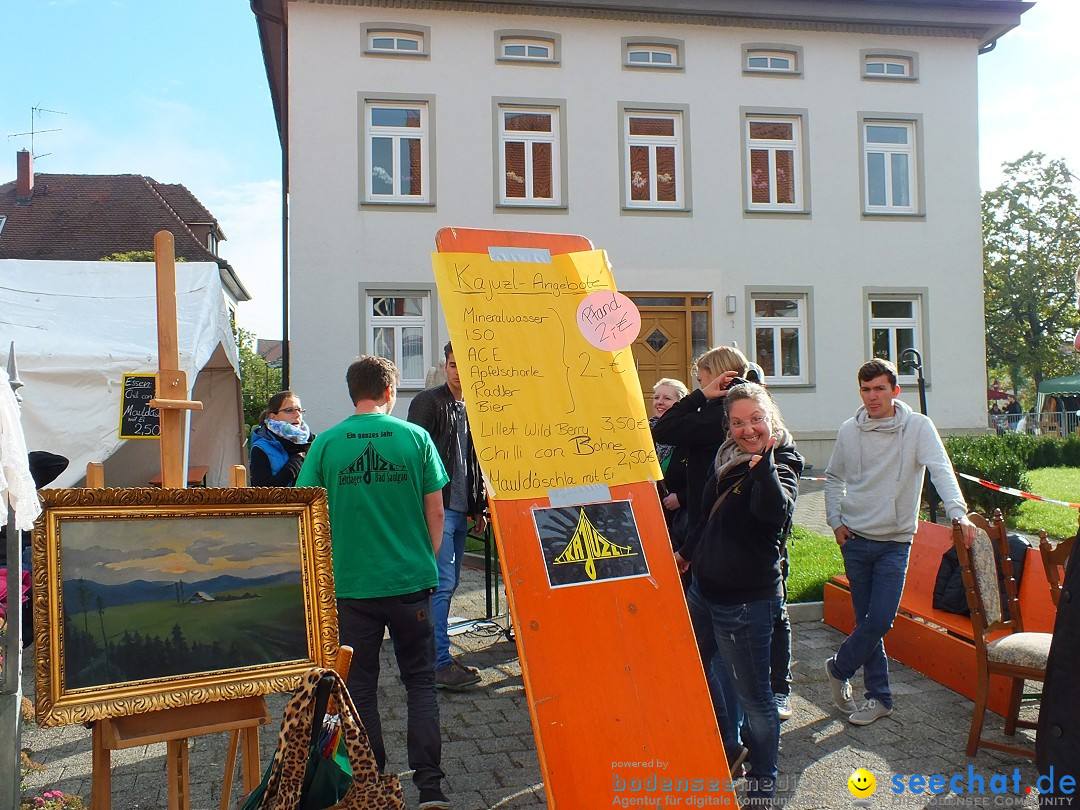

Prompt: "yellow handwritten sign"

[431,249,662,499]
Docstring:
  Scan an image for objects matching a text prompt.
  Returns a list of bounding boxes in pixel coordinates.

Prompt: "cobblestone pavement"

[19,483,1043,809]
[793,479,831,536]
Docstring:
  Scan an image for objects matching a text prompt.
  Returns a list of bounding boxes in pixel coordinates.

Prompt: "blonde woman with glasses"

[250,389,316,486]
[677,383,803,807]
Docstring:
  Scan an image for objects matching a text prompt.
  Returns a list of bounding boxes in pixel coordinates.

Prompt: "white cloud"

[979,0,1080,188]
[204,181,284,339]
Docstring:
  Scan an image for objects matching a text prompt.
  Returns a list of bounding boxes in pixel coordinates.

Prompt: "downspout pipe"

[250,0,291,388]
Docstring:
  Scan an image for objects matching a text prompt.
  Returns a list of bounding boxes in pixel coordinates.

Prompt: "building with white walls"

[252,0,1029,466]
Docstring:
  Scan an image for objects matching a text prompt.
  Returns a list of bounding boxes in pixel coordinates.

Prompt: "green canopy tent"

[1036,374,1080,436]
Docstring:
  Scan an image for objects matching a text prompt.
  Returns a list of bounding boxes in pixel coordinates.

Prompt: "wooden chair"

[1038,531,1076,607]
[952,510,1051,758]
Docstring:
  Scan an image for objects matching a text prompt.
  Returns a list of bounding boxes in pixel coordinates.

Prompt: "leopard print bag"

[258,667,405,810]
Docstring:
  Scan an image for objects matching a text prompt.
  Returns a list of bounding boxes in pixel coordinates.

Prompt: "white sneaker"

[825,658,857,713]
[849,699,892,726]
[775,693,793,722]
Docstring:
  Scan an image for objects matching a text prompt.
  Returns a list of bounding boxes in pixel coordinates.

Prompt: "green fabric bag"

[298,739,353,810]
[239,668,403,810]
[239,743,350,810]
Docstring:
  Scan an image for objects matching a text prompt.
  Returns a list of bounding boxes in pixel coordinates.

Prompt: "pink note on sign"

[576,291,641,351]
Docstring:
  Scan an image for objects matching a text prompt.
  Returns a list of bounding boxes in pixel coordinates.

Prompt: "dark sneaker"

[418,787,451,809]
[849,699,892,726]
[435,661,481,690]
[453,658,480,676]
[775,693,793,721]
[825,657,857,713]
[726,745,749,779]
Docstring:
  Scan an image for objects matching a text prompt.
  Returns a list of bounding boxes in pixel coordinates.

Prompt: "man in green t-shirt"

[297,355,451,809]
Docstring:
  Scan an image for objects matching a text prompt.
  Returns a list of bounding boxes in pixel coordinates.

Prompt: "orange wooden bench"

[823,520,1057,717]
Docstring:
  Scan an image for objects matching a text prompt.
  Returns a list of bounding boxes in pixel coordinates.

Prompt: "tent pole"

[1,504,22,809]
[1,343,25,808]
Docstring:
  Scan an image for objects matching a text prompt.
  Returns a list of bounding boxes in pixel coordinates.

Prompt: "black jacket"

[681,435,803,605]
[650,383,746,532]
[1037,540,1080,789]
[932,533,1028,619]
[407,383,486,515]
[660,443,690,547]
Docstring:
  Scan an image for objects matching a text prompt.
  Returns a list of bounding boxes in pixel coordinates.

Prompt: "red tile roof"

[152,181,224,234]
[257,339,283,364]
[0,172,226,264]
[0,170,251,304]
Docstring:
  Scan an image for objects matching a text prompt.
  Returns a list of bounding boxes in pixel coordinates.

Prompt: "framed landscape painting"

[32,486,337,726]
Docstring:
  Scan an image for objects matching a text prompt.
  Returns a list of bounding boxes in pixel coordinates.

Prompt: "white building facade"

[253,0,1029,467]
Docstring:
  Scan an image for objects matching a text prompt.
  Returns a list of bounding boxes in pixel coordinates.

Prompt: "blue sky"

[4,1,1076,340]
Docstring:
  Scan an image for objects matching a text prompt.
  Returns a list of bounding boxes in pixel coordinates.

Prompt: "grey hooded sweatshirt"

[824,399,967,543]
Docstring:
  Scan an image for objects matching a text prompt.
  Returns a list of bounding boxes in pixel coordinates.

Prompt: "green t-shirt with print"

[297,412,449,599]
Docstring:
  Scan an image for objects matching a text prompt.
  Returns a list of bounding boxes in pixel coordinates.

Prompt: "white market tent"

[0,260,244,488]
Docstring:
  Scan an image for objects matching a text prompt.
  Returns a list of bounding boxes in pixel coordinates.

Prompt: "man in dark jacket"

[1036,542,1080,806]
[408,342,488,690]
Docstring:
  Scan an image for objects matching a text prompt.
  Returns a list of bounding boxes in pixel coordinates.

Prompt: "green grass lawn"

[1004,467,1080,540]
[787,525,842,603]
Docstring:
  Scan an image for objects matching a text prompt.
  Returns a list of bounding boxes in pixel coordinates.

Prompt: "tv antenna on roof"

[6,105,66,159]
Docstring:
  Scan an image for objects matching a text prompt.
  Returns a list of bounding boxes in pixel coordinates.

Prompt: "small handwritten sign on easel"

[118,373,160,438]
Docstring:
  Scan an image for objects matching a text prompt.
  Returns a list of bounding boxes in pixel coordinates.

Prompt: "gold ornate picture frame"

[32,486,337,727]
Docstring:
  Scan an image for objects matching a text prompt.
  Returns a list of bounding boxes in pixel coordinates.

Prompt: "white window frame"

[495,30,561,65]
[366,292,431,389]
[867,293,923,384]
[745,115,803,211]
[623,109,685,209]
[742,43,802,76]
[369,31,422,53]
[865,57,910,77]
[364,101,430,204]
[750,294,809,385]
[628,45,677,66]
[622,37,684,70]
[362,25,429,57]
[498,105,561,207]
[746,50,795,72]
[861,50,918,81]
[0,215,6,236]
[862,120,917,214]
[501,37,554,61]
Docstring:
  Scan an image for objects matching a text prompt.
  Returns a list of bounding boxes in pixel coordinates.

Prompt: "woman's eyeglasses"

[729,415,767,430]
[277,407,306,415]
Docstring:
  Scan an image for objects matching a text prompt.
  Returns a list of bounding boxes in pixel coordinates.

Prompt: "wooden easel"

[87,232,266,810]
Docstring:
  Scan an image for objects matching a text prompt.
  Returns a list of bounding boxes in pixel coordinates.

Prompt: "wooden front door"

[627,294,712,401]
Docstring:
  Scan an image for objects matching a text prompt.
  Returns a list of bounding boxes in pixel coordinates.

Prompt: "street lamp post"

[900,348,938,523]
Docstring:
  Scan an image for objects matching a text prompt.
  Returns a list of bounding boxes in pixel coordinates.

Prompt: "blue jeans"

[337,591,444,793]
[433,508,468,669]
[689,581,781,800]
[771,598,792,697]
[834,536,912,709]
[687,584,743,757]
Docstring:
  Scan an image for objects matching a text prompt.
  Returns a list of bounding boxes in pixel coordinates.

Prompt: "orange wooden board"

[435,228,733,808]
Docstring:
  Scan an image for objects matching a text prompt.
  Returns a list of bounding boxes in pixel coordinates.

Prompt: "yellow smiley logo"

[848,768,877,798]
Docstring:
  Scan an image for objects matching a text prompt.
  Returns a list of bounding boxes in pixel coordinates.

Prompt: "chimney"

[16,149,34,198]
